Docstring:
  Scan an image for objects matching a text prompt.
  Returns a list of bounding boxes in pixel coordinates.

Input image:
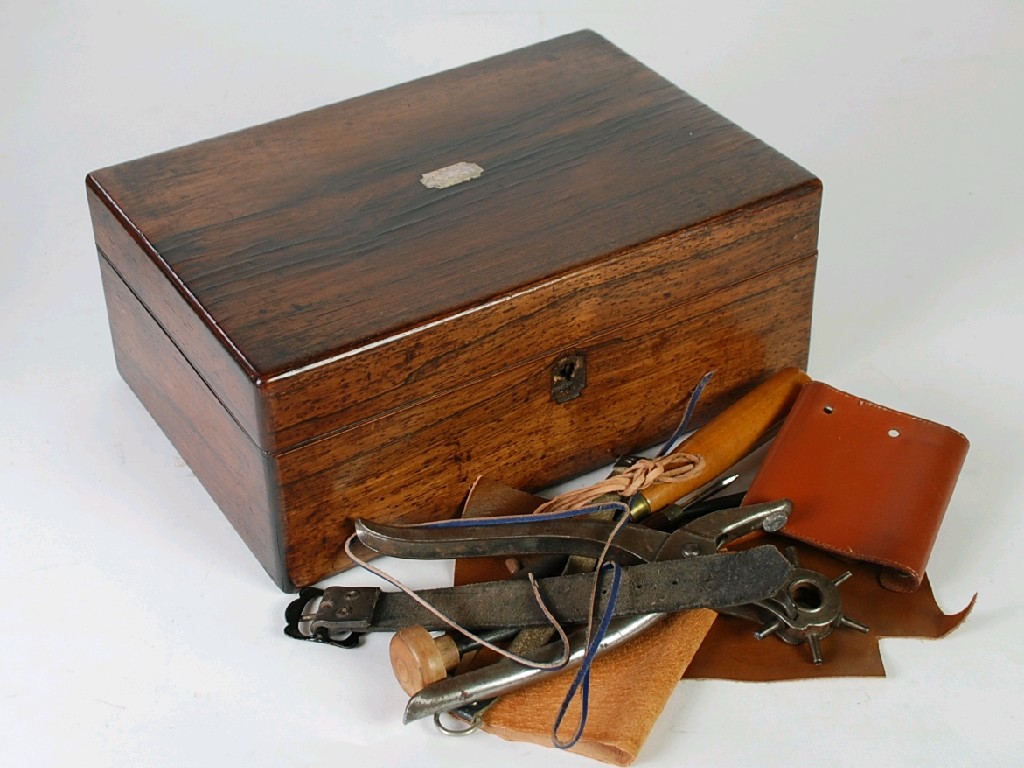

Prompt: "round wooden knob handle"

[389,626,461,695]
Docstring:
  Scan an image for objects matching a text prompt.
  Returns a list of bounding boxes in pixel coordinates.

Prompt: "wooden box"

[87,31,821,591]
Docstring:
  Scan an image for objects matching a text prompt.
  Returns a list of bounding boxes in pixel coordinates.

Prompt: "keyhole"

[555,360,577,381]
[550,353,587,403]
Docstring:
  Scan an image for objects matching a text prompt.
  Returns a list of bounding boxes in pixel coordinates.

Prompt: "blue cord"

[551,560,623,749]
[658,370,715,457]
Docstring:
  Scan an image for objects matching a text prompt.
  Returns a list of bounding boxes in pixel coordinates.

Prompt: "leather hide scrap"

[684,538,974,680]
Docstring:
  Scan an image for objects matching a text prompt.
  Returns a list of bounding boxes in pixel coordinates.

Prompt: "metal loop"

[433,712,482,737]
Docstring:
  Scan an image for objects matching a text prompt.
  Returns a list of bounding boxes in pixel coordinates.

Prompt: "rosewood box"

[87,31,822,590]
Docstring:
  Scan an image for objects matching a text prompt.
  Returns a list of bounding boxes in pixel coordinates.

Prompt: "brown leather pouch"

[744,381,969,592]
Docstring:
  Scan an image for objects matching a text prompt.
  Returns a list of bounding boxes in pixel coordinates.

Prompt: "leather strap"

[312,547,790,633]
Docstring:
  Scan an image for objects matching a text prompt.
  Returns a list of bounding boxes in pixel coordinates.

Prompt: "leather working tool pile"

[285,368,973,765]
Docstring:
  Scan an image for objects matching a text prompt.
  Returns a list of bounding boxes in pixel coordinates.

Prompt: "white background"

[2,2,1022,766]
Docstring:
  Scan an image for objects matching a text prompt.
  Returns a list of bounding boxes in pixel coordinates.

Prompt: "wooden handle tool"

[632,367,810,519]
[391,626,519,695]
[390,626,460,696]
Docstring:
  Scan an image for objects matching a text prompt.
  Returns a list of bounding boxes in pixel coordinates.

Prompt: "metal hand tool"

[405,613,664,725]
[355,499,792,565]
[727,546,869,663]
[624,367,809,520]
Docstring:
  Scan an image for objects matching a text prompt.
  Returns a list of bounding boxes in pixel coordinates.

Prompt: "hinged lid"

[87,30,819,454]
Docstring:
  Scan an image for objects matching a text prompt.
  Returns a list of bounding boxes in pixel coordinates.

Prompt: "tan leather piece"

[481,608,717,766]
[460,475,544,522]
[684,539,974,680]
[744,382,969,592]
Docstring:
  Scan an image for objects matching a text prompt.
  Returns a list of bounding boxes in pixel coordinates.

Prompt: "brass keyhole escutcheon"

[551,353,587,403]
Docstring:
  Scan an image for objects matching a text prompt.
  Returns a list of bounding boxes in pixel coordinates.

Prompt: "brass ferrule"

[627,492,652,522]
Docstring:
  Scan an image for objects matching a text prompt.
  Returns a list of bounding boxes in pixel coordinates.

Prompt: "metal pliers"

[356,498,791,566]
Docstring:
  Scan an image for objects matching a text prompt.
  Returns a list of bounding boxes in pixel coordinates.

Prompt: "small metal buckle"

[283,587,365,649]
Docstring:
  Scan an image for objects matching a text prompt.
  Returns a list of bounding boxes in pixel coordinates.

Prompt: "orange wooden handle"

[640,368,810,514]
